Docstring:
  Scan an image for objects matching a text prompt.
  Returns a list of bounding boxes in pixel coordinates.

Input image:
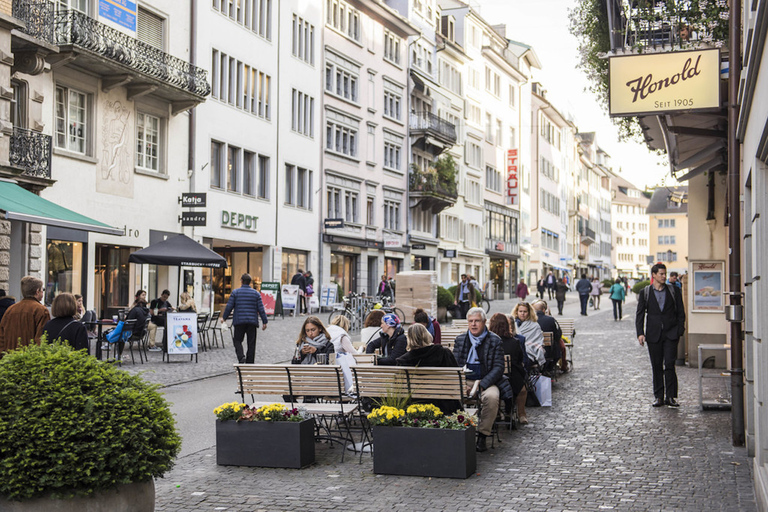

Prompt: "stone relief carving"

[97,99,133,198]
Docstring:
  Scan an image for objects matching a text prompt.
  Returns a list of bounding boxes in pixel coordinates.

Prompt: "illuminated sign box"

[608,48,720,117]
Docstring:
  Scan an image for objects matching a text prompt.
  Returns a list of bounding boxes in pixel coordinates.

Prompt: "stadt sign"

[608,48,720,117]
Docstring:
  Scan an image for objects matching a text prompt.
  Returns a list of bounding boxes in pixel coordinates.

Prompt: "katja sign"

[609,48,720,117]
[506,149,518,206]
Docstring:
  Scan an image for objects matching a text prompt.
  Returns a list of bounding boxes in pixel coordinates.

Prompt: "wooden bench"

[350,366,469,408]
[351,353,376,365]
[452,319,468,329]
[558,318,575,367]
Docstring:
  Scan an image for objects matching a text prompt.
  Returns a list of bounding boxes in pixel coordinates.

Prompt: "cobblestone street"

[151,296,756,511]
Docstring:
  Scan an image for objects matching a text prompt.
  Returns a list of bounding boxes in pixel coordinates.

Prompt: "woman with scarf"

[511,302,545,367]
[413,307,441,345]
[292,316,333,365]
[488,313,529,424]
[365,313,407,365]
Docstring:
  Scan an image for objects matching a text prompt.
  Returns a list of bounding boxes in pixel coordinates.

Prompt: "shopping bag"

[336,352,357,393]
[533,375,552,407]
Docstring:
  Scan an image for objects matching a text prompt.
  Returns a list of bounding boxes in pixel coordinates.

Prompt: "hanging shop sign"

[506,149,519,206]
[221,210,258,232]
[181,193,207,207]
[609,48,720,117]
[181,211,206,227]
[324,218,345,229]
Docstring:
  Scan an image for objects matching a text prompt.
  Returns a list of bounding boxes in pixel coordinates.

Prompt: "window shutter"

[137,8,164,50]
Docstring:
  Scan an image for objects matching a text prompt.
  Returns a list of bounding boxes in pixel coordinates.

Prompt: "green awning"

[0,180,123,236]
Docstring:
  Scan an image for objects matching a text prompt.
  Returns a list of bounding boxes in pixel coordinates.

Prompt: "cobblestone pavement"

[153,295,756,511]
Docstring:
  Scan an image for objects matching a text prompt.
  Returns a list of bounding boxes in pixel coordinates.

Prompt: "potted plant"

[215,402,314,468]
[369,404,477,479]
[0,340,180,512]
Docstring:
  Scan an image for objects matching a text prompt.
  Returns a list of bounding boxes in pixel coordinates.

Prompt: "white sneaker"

[148,347,162,352]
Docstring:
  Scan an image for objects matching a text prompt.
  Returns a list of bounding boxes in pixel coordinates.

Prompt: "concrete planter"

[216,419,315,468]
[2,480,155,512]
[372,425,476,478]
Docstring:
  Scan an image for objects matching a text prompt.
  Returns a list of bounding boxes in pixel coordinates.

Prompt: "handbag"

[305,284,313,295]
[533,375,552,407]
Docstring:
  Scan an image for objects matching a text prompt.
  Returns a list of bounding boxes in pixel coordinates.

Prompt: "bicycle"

[479,292,491,314]
[377,296,406,324]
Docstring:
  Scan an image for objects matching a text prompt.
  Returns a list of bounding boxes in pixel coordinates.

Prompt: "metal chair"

[124,319,146,364]
[111,318,137,366]
[197,313,210,352]
[207,310,222,348]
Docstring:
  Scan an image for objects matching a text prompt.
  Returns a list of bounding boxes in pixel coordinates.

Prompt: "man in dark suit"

[532,300,565,372]
[636,263,686,407]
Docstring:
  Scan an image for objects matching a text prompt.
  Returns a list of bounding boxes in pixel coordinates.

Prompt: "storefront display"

[330,252,357,296]
[211,247,264,312]
[95,244,137,319]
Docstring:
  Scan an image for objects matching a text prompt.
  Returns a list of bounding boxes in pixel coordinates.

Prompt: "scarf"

[300,333,328,364]
[516,319,545,365]
[467,328,488,364]
[425,317,435,338]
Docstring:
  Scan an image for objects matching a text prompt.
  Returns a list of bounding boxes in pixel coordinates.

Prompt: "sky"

[476,0,676,190]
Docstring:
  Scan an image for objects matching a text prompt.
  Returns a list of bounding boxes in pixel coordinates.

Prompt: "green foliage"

[437,286,454,309]
[633,280,651,294]
[602,279,615,289]
[0,340,181,500]
[374,375,411,411]
[434,154,458,196]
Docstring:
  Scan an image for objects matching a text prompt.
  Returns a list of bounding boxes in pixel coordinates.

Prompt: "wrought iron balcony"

[10,128,52,180]
[12,2,210,101]
[409,111,457,147]
[409,165,458,214]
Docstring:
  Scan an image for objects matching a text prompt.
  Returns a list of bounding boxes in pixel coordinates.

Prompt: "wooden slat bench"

[452,319,468,329]
[558,318,575,367]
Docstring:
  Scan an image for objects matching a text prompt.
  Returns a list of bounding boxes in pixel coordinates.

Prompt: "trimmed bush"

[0,341,181,500]
[632,280,651,294]
[437,286,454,308]
[602,279,614,289]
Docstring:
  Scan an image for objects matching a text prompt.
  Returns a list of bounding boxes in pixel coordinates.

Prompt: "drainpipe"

[727,0,744,447]
[274,3,281,280]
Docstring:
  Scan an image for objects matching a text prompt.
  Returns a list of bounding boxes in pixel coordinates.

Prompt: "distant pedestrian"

[377,275,393,300]
[222,273,268,364]
[304,271,315,313]
[667,272,682,289]
[536,278,546,300]
[609,278,626,321]
[0,276,50,355]
[0,289,15,323]
[590,278,602,310]
[291,270,307,315]
[546,271,556,300]
[555,278,568,315]
[516,279,529,301]
[575,274,592,316]
[453,274,474,319]
[636,263,686,407]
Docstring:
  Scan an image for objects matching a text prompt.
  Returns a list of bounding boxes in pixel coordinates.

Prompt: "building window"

[292,14,314,65]
[384,30,401,65]
[243,150,256,196]
[465,224,482,250]
[540,156,560,182]
[465,141,482,169]
[325,62,358,102]
[137,7,164,50]
[441,214,461,241]
[213,0,272,39]
[285,164,313,209]
[384,199,401,231]
[327,186,342,218]
[658,218,676,228]
[345,190,359,223]
[438,60,461,95]
[657,251,677,262]
[227,145,240,192]
[210,140,224,188]
[326,121,358,157]
[211,49,271,120]
[509,83,515,107]
[383,141,402,171]
[540,189,561,216]
[366,196,375,225]
[658,235,676,245]
[326,0,360,41]
[485,112,493,141]
[465,179,481,205]
[257,155,270,199]
[291,89,314,138]
[55,85,89,154]
[383,91,401,120]
[211,140,269,198]
[495,119,502,147]
[485,165,502,193]
[136,112,161,172]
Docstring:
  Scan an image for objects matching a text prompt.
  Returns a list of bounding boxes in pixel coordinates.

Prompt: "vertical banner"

[166,312,198,354]
[281,284,300,310]
[260,282,281,316]
[506,149,519,206]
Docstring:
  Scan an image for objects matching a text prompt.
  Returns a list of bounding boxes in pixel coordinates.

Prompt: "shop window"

[46,240,83,306]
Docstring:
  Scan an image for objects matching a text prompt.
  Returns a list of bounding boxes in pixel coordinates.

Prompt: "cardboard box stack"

[394,271,437,323]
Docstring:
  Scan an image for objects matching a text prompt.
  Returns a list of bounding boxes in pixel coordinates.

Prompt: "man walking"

[636,263,686,407]
[575,273,592,316]
[0,276,50,355]
[223,273,268,364]
[290,269,307,315]
[454,274,474,320]
[546,270,556,300]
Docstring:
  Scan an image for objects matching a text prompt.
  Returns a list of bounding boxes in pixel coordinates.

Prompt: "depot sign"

[609,48,720,117]
[221,210,258,232]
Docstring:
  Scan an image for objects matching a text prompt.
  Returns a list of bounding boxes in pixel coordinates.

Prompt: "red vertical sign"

[506,149,519,206]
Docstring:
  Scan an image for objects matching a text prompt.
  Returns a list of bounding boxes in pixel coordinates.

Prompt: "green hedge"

[0,341,181,500]
[632,280,651,294]
[437,286,454,308]
[602,278,614,288]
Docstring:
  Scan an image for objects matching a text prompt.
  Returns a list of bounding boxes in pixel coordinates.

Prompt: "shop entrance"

[331,252,357,296]
[95,245,134,319]
[211,247,264,312]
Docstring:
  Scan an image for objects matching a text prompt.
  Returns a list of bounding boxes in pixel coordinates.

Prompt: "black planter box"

[216,419,315,468]
[372,426,476,479]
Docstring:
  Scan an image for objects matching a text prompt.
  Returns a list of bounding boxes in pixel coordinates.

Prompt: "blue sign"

[99,0,137,32]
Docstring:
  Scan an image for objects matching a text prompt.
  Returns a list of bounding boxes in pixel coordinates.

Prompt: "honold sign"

[609,48,720,117]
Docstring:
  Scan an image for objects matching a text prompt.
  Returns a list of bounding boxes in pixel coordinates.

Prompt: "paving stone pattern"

[152,296,756,511]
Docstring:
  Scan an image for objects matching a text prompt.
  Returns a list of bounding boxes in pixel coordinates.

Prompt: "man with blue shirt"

[222,273,268,363]
[452,307,512,452]
[453,274,474,320]
[636,263,686,407]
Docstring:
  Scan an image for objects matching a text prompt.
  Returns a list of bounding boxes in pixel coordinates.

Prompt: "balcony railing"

[13,2,210,98]
[10,128,52,179]
[409,111,457,145]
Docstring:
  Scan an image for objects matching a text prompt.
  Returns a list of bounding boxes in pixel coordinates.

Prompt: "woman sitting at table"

[488,313,529,424]
[365,313,407,365]
[327,315,356,357]
[125,295,150,339]
[511,302,545,367]
[291,316,333,365]
[359,309,385,352]
[43,293,89,354]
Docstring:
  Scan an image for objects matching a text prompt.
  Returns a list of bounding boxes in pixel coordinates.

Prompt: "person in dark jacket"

[452,307,512,452]
[413,307,441,345]
[148,289,173,350]
[515,279,529,301]
[125,298,150,338]
[536,278,546,300]
[575,273,592,316]
[533,300,565,373]
[0,289,15,323]
[488,313,529,424]
[366,313,407,365]
[397,323,459,413]
[555,278,568,315]
[222,273,268,363]
[636,263,686,407]
[290,270,307,315]
[43,293,89,354]
[454,274,475,319]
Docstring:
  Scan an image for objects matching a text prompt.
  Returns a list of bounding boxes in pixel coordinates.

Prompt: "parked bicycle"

[377,296,406,324]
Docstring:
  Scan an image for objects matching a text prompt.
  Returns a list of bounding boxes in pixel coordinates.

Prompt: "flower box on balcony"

[215,419,315,468]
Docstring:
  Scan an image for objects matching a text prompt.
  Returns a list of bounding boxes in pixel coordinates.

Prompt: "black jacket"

[636,284,686,343]
[0,297,15,323]
[125,306,150,336]
[43,316,89,354]
[452,330,513,400]
[555,282,568,301]
[536,313,562,360]
[366,326,407,365]
[291,272,307,291]
[396,345,458,367]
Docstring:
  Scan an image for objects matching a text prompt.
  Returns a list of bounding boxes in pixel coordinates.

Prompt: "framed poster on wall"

[691,261,724,313]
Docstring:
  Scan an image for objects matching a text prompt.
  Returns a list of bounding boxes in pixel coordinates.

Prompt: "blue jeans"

[579,294,589,315]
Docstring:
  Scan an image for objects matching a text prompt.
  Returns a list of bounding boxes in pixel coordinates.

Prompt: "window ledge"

[324,149,360,164]
[324,90,361,109]
[53,148,97,164]
[382,114,404,126]
[383,166,404,176]
[135,168,169,180]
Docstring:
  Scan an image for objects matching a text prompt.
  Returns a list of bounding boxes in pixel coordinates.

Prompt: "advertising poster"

[320,285,337,307]
[692,261,724,312]
[281,284,300,310]
[166,312,198,355]
[260,282,281,316]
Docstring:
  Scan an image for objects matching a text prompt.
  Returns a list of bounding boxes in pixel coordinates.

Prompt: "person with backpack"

[636,263,686,407]
[609,278,626,321]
